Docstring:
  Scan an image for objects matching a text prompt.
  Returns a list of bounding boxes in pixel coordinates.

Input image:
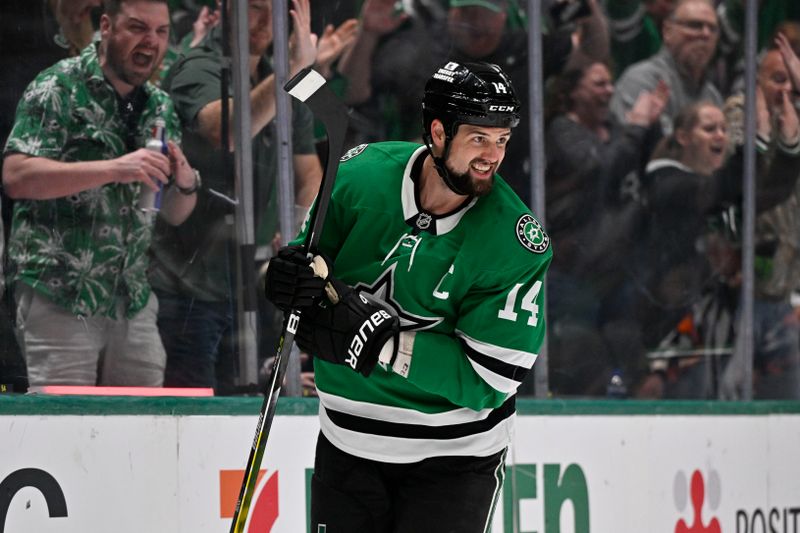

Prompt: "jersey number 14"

[497,281,542,327]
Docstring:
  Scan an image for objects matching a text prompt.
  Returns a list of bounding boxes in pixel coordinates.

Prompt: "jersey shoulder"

[339,141,421,170]
[467,176,552,271]
[334,141,422,192]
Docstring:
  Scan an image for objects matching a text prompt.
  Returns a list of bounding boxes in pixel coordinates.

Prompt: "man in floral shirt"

[1,0,199,387]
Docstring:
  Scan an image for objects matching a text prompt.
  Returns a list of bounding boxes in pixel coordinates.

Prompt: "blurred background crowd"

[2,0,800,400]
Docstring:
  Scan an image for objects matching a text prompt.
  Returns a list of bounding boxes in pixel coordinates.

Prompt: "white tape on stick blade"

[287,69,327,102]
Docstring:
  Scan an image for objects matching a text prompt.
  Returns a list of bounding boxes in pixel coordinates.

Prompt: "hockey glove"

[262,245,332,312]
[296,279,400,377]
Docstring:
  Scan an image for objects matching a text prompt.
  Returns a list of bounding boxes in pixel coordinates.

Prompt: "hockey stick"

[228,67,349,533]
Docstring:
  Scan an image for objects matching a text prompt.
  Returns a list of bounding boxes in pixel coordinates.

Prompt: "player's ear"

[431,120,446,147]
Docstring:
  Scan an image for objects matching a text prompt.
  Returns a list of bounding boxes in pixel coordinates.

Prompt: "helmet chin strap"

[424,135,473,197]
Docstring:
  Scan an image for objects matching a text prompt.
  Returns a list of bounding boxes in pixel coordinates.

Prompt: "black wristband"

[176,168,201,195]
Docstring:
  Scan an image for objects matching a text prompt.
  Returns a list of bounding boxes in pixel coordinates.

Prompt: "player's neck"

[419,154,469,215]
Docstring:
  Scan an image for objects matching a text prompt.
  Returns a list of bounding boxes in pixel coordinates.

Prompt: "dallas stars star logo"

[355,263,443,332]
[515,214,549,254]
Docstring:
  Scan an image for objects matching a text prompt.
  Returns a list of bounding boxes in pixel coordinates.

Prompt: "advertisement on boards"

[1,412,799,532]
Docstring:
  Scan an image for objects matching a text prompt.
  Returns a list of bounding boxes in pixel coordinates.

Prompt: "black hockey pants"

[310,432,506,533]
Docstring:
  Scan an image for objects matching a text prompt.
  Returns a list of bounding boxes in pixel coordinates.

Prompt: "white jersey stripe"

[317,389,494,426]
[456,330,538,367]
[468,360,522,393]
[320,404,516,463]
[401,146,428,221]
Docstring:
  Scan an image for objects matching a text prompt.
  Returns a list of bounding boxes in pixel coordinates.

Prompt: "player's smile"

[469,158,496,178]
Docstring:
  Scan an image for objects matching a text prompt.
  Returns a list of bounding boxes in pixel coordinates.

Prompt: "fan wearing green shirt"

[2,0,199,388]
[148,0,324,391]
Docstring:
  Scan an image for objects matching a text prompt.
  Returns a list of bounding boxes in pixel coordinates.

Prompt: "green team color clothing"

[719,0,800,52]
[295,142,552,463]
[150,25,316,301]
[3,42,181,318]
[606,0,663,78]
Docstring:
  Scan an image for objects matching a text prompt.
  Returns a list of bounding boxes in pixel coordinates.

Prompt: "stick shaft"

[229,311,298,533]
[229,67,348,533]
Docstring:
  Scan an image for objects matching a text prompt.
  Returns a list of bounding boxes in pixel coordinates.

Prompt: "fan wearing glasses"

[611,0,722,137]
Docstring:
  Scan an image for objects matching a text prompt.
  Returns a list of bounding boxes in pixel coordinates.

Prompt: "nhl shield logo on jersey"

[340,143,368,162]
[515,214,549,253]
[416,212,433,230]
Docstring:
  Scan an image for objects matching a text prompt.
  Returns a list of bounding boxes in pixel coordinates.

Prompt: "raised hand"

[775,87,800,146]
[776,32,800,92]
[626,80,670,127]
[316,19,359,76]
[756,84,771,139]
[360,0,409,36]
[289,0,318,76]
[189,5,221,48]
[650,80,670,116]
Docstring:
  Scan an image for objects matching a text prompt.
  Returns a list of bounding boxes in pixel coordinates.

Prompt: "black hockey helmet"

[422,61,520,143]
[421,61,520,195]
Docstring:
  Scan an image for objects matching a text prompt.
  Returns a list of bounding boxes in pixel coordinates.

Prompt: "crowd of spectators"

[1,0,800,400]
[149,0,323,393]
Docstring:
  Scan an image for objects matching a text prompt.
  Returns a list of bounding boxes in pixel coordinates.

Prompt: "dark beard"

[445,162,494,197]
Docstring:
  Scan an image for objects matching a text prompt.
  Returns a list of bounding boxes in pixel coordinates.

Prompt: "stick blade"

[285,67,327,102]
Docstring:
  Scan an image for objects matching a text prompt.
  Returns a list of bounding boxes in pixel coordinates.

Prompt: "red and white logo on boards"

[219,469,279,533]
[674,469,722,533]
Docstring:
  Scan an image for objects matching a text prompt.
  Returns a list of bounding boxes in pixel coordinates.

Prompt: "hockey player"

[264,61,551,532]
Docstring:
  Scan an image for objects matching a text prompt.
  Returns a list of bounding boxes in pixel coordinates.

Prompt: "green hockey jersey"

[293,141,552,463]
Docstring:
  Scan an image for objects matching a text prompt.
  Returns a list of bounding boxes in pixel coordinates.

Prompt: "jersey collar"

[401,146,478,236]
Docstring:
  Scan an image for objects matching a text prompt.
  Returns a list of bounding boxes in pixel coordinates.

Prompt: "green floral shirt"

[4,43,181,318]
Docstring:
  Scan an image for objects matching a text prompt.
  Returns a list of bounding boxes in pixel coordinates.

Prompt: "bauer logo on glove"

[296,284,400,377]
[345,295,395,371]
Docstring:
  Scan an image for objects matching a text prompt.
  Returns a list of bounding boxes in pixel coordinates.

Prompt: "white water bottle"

[137,118,167,212]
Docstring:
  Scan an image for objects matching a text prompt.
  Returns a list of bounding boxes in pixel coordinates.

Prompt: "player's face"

[677,104,728,176]
[101,0,170,91]
[445,124,511,196]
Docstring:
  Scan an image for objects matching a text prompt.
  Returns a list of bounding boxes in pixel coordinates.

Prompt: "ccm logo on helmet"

[489,105,515,112]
